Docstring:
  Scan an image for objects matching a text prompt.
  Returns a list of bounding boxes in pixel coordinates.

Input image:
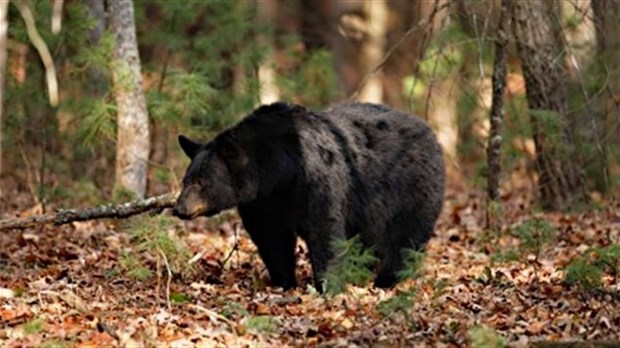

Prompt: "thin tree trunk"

[0,0,8,203]
[331,0,387,104]
[356,0,387,103]
[592,0,620,189]
[384,0,447,109]
[562,0,607,193]
[510,0,586,210]
[85,0,107,96]
[79,0,111,187]
[486,0,509,231]
[107,0,150,198]
[257,0,279,105]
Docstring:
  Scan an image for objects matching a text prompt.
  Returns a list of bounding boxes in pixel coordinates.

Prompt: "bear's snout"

[172,187,208,220]
[172,203,191,220]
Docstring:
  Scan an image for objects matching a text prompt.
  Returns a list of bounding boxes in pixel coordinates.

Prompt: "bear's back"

[319,102,443,181]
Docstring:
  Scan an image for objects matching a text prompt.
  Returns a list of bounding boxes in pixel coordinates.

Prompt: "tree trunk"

[510,0,586,210]
[592,0,620,187]
[383,0,447,109]
[107,0,150,198]
[79,0,111,187]
[356,0,387,103]
[486,0,509,231]
[85,0,107,96]
[330,0,387,104]
[562,0,607,194]
[0,0,8,202]
[256,0,279,105]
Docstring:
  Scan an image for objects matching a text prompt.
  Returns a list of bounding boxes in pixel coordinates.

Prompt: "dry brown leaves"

[1,186,619,347]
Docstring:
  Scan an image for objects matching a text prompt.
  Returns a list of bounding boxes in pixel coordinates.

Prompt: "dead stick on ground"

[0,191,179,231]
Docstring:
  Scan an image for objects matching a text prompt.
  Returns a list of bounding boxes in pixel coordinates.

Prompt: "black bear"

[173,102,445,290]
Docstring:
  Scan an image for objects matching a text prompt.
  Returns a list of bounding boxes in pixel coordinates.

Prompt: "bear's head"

[173,134,255,219]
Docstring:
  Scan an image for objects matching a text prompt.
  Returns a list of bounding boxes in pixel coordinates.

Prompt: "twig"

[158,247,172,310]
[17,137,41,206]
[188,303,238,335]
[0,191,179,231]
[220,223,241,269]
[156,251,162,307]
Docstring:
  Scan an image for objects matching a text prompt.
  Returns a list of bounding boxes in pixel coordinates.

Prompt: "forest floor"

[1,181,619,347]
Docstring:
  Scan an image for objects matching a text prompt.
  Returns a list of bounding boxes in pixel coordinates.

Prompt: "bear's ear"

[178,134,201,159]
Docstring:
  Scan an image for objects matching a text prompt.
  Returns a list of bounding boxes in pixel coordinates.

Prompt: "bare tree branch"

[0,192,179,231]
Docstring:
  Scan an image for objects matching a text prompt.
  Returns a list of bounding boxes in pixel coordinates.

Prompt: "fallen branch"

[0,191,179,231]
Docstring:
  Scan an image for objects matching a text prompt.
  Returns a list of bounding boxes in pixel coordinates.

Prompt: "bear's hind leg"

[374,252,402,288]
[374,212,432,288]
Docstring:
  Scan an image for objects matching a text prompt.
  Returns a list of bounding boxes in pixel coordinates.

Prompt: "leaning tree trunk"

[510,0,586,210]
[107,0,150,198]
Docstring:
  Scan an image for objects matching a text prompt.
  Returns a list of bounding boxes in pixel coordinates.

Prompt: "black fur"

[173,102,445,291]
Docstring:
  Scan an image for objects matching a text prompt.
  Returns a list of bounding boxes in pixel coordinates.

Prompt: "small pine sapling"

[565,256,603,290]
[376,249,426,329]
[565,243,620,290]
[512,217,555,261]
[324,235,377,295]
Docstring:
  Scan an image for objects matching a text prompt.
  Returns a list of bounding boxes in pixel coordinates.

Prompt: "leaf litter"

[0,185,619,347]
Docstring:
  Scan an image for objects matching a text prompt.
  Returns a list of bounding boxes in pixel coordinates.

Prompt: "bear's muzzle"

[172,186,208,219]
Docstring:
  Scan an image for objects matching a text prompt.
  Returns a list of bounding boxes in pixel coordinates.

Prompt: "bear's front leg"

[238,204,297,289]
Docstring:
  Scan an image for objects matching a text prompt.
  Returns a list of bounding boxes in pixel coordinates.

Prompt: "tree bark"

[0,192,178,231]
[107,0,150,198]
[331,0,388,104]
[592,0,620,188]
[510,0,586,210]
[85,0,107,96]
[257,0,279,105]
[356,0,387,104]
[383,0,447,109]
[561,0,606,194]
[486,0,509,231]
[0,0,8,202]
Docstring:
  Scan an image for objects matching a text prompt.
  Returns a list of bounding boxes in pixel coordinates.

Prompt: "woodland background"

[0,0,619,346]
